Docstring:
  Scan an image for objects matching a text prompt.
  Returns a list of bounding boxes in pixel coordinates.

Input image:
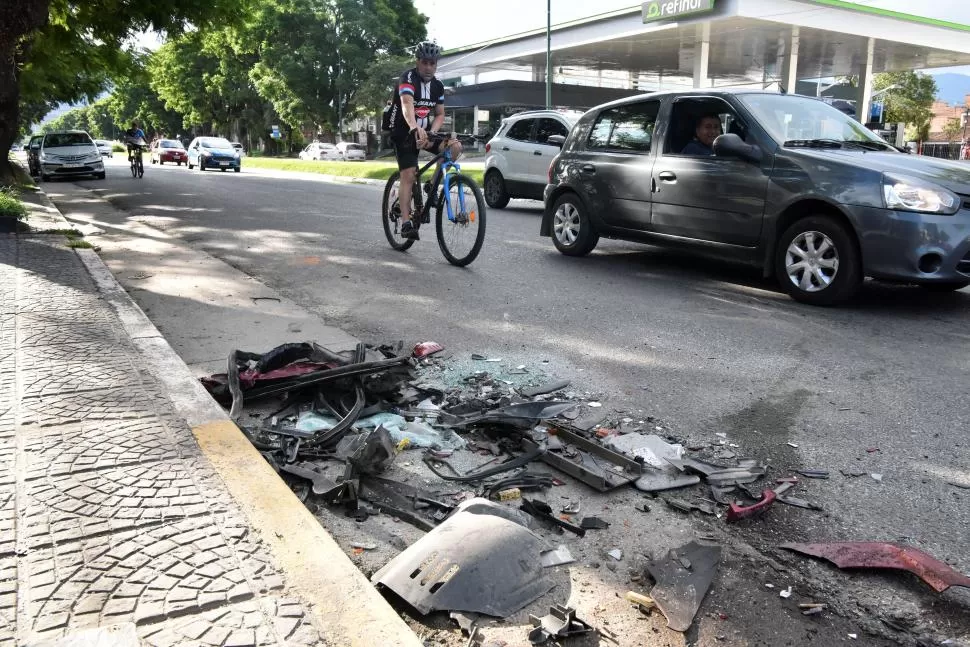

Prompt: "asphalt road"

[50,156,970,645]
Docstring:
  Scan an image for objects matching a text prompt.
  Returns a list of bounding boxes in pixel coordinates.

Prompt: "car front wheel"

[484,170,510,209]
[551,193,599,256]
[776,215,861,306]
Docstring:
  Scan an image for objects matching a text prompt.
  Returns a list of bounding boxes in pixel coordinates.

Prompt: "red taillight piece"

[485,143,491,153]
[548,159,556,183]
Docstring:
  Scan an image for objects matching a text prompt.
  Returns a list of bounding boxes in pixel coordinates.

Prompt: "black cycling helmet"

[415,41,442,62]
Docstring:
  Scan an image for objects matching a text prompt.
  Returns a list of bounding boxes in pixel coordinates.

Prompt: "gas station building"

[436,0,970,138]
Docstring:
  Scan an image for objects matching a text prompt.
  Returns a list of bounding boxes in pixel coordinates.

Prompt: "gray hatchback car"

[541,90,970,305]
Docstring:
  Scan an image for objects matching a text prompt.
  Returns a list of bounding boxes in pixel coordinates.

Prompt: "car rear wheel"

[484,170,510,209]
[96,172,106,180]
[919,281,970,292]
[551,193,599,257]
[776,215,861,306]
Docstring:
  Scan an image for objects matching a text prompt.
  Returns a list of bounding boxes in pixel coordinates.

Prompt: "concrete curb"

[37,187,424,647]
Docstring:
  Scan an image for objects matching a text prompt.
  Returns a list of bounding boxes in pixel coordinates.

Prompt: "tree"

[873,71,937,126]
[942,117,962,142]
[355,54,413,116]
[2,0,236,180]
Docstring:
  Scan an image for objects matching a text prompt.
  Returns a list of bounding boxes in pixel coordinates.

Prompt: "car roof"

[586,88,798,113]
[504,109,584,121]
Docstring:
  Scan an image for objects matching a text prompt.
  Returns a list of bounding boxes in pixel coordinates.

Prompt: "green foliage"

[0,187,29,221]
[243,157,484,184]
[873,71,937,127]
[111,142,126,152]
[942,117,963,142]
[355,54,413,116]
[66,239,95,249]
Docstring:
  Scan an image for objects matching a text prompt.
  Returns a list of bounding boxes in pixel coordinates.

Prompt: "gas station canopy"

[437,0,970,121]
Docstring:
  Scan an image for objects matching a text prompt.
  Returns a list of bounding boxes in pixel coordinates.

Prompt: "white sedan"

[336,142,366,161]
[299,142,341,161]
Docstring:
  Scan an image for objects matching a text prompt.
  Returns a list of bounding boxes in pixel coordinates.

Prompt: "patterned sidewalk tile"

[138,598,325,647]
[22,459,219,549]
[18,341,143,398]
[0,556,16,647]
[0,486,14,558]
[18,386,175,428]
[0,316,14,351]
[17,311,123,348]
[14,292,107,316]
[22,516,277,643]
[21,416,196,481]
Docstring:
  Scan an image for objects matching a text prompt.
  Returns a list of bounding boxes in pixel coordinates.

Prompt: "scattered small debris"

[588,402,602,408]
[351,542,377,550]
[848,634,858,640]
[841,469,867,478]
[787,442,799,448]
[127,273,153,280]
[647,541,721,632]
[540,545,576,568]
[608,549,623,561]
[779,586,793,599]
[797,470,829,479]
[528,604,594,645]
[871,473,883,482]
[580,517,610,530]
[625,591,656,610]
[412,342,444,358]
[800,603,825,616]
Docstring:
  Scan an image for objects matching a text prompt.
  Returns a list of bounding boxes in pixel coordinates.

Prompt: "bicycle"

[382,132,486,267]
[126,137,146,178]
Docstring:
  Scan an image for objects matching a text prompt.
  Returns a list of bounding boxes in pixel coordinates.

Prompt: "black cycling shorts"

[391,132,443,170]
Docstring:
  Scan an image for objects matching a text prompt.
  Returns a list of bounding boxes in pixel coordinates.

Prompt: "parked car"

[335,141,366,161]
[94,139,113,157]
[35,131,105,181]
[541,89,970,306]
[231,142,246,157]
[150,139,187,165]
[299,142,341,161]
[9,143,22,152]
[483,110,584,208]
[186,136,241,172]
[27,135,43,176]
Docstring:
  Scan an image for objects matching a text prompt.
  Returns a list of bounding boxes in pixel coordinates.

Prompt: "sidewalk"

[1,195,421,645]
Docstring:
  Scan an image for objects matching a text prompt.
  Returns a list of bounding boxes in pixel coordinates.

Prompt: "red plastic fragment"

[781,542,970,593]
[412,341,444,358]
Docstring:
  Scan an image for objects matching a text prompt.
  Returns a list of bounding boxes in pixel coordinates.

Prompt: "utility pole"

[545,0,551,109]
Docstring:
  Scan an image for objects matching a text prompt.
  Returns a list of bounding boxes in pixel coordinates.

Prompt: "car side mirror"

[547,135,566,148]
[713,133,763,163]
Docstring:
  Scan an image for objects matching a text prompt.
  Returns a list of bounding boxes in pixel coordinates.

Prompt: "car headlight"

[883,173,960,215]
[40,152,47,161]
[202,151,212,157]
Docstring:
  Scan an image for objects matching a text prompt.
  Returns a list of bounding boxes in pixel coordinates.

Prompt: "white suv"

[483,110,583,208]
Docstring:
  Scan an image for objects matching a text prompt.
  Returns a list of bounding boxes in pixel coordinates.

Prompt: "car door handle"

[502,146,510,151]
[533,150,543,156]
[658,171,677,182]
[581,164,596,174]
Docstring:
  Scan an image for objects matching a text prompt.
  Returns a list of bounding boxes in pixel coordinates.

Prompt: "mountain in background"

[929,72,970,106]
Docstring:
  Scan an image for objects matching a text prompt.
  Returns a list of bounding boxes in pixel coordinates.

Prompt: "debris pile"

[200,341,969,643]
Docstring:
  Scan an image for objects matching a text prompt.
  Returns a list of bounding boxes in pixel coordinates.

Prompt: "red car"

[150,139,187,166]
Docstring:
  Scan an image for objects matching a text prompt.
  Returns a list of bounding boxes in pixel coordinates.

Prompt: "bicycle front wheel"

[137,158,144,178]
[382,171,416,251]
[130,157,137,178]
[436,173,486,267]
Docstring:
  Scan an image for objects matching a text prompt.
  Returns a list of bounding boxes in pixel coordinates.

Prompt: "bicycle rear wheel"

[435,173,486,266]
[382,171,416,251]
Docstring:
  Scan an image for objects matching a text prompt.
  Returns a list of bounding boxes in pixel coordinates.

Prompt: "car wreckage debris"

[645,540,722,632]
[528,604,594,644]
[372,498,554,617]
[781,542,970,593]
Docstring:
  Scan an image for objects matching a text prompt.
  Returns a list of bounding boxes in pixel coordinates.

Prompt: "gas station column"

[781,27,799,92]
[693,22,711,89]
[856,37,875,123]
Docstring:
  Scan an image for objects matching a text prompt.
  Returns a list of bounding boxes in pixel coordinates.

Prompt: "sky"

[414,0,970,74]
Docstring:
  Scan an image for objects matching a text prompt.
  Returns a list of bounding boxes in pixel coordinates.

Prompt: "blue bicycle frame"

[416,143,468,224]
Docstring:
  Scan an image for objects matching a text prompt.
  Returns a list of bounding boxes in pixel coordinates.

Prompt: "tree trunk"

[0,0,50,182]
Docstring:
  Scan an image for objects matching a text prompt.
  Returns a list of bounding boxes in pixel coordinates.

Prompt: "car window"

[535,118,569,145]
[160,140,183,148]
[44,133,93,147]
[587,102,660,153]
[199,137,232,148]
[506,119,534,142]
[665,98,749,156]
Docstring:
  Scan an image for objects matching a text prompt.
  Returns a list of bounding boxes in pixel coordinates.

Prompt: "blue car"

[186,136,241,172]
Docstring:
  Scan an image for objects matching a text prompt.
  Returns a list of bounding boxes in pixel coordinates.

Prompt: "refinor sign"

[642,0,715,22]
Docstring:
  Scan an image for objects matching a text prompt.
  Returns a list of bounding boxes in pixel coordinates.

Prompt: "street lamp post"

[545,0,551,109]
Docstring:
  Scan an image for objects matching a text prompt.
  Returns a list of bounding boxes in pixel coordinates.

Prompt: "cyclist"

[124,122,147,165]
[388,40,462,240]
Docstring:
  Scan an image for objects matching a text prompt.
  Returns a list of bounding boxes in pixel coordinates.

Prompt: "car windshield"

[160,140,183,149]
[738,94,893,149]
[345,144,363,151]
[199,138,232,149]
[44,133,92,147]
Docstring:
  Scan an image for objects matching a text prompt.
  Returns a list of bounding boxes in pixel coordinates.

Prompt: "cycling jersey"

[388,68,444,136]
